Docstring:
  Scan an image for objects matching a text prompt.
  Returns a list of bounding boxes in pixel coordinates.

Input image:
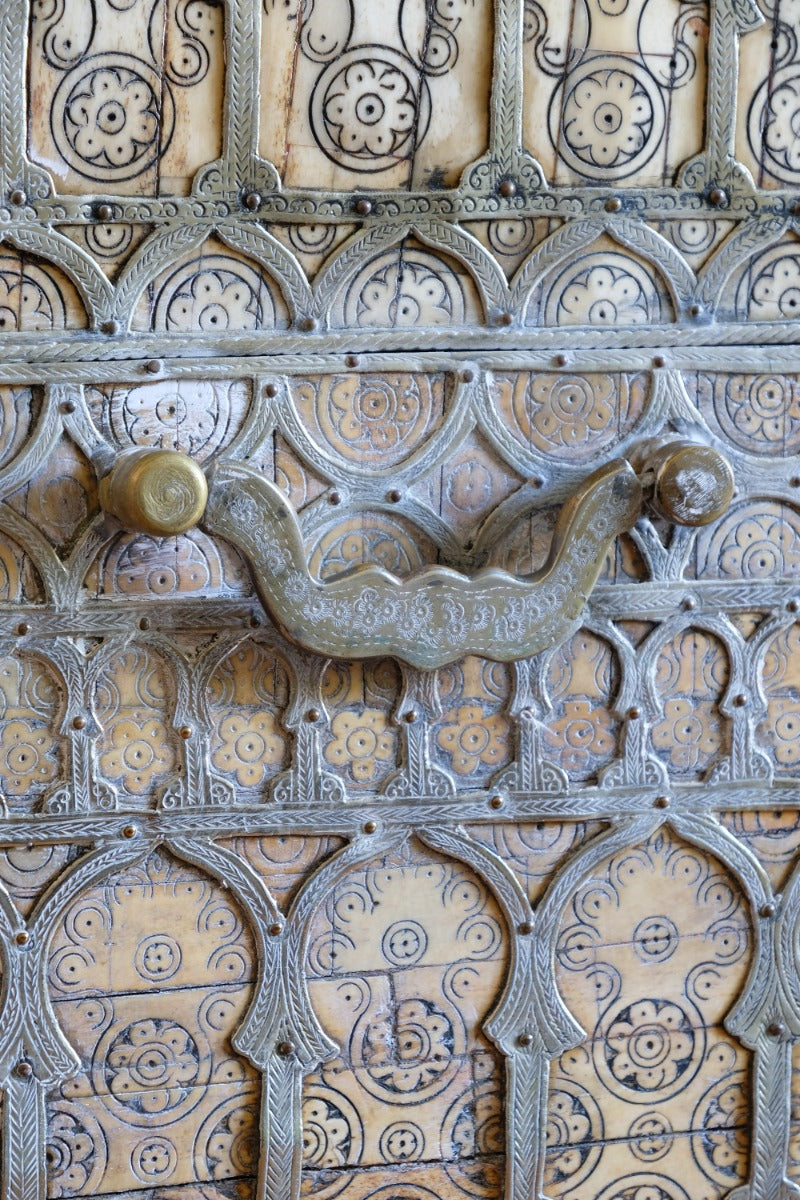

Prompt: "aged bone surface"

[0,0,798,1198]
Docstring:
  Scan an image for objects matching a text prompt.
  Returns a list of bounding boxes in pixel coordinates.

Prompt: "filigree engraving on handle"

[98,442,735,668]
[201,459,642,668]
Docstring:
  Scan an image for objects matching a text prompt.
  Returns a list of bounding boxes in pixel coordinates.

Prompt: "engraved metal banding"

[100,443,736,668]
[100,448,209,537]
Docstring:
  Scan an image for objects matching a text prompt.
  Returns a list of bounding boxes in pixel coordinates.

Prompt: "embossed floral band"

[100,441,734,668]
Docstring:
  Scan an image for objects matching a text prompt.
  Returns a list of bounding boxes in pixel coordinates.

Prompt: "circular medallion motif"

[594,996,705,1102]
[52,53,174,182]
[354,995,463,1102]
[46,1101,108,1197]
[310,46,430,171]
[546,253,662,326]
[552,55,664,180]
[690,1072,749,1187]
[628,1111,674,1161]
[750,66,800,183]
[382,919,428,966]
[379,1121,425,1162]
[100,1017,204,1125]
[134,932,182,982]
[633,917,679,964]
[343,249,466,328]
[544,1080,604,1193]
[153,255,276,333]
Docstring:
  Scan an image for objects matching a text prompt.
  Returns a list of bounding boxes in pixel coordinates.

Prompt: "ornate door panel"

[0,2,799,1200]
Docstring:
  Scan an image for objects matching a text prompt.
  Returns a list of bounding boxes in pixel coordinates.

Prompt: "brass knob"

[100,449,208,537]
[632,439,734,527]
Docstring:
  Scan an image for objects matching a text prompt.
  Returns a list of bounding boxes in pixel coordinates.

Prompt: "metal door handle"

[100,441,733,669]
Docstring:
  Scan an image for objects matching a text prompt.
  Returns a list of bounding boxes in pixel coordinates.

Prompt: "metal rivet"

[681,597,696,611]
[404,710,418,724]
[498,312,513,326]
[14,1060,33,1079]
[276,1041,294,1057]
[499,179,517,198]
[604,196,621,212]
[733,694,747,708]
[138,616,151,631]
[268,922,282,937]
[264,383,278,398]
[306,708,321,723]
[768,1022,785,1038]
[345,355,359,368]
[249,614,262,628]
[517,1032,533,1047]
[554,353,567,367]
[654,795,670,809]
[709,187,729,208]
[387,489,402,503]
[328,491,341,505]
[71,716,86,730]
[791,476,800,488]
[355,199,372,216]
[760,902,777,919]
[461,369,475,383]
[653,355,666,368]
[16,622,29,636]
[101,319,120,335]
[518,921,533,935]
[529,475,543,489]
[144,359,162,375]
[688,303,702,318]
[15,930,29,946]
[96,204,114,222]
[179,725,193,739]
[244,191,261,211]
[489,794,504,810]
[363,820,377,834]
[60,399,76,415]
[299,316,316,332]
[9,190,26,206]
[121,824,138,839]
[788,599,800,614]
[628,707,641,720]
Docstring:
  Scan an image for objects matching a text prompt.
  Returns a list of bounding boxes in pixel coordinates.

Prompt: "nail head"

[654,795,670,809]
[121,824,138,839]
[15,930,29,945]
[489,794,504,810]
[96,204,114,222]
[355,199,372,216]
[244,191,261,211]
[306,708,321,723]
[71,716,86,730]
[363,820,377,834]
[179,724,193,739]
[499,179,517,198]
[604,196,622,212]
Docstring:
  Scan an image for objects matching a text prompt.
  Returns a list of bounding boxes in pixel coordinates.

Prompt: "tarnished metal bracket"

[99,442,734,669]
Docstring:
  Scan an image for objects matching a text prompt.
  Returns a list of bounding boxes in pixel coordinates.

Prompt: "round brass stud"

[16,622,29,636]
[517,1032,533,1047]
[14,1060,33,1078]
[355,198,372,216]
[768,1022,785,1038]
[554,353,567,367]
[96,204,114,222]
[276,1041,295,1057]
[9,190,26,206]
[72,716,86,730]
[518,921,533,935]
[144,359,162,375]
[60,399,76,415]
[650,442,735,527]
[789,599,800,614]
[121,824,138,839]
[708,187,729,208]
[15,930,29,946]
[299,316,317,332]
[345,354,359,368]
[100,449,208,537]
[363,820,377,834]
[268,922,283,937]
[499,179,517,198]
[628,707,641,720]
[138,616,151,631]
[653,355,666,368]
[461,369,475,384]
[604,196,621,212]
[328,491,341,505]
[681,596,696,611]
[387,489,402,503]
[101,319,120,336]
[499,312,513,326]
[489,794,504,810]
[654,795,670,809]
[264,383,279,398]
[306,708,321,723]
[732,694,747,708]
[244,191,261,211]
[760,902,777,918]
[179,725,193,739]
[403,710,418,724]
